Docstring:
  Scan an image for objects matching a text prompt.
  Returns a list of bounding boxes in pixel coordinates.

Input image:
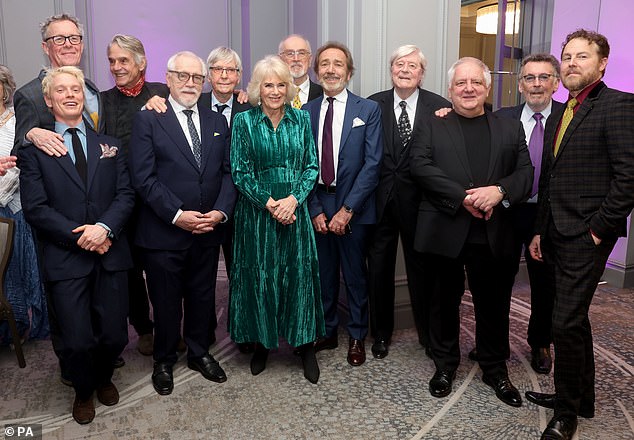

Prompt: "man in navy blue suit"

[128,51,236,396]
[305,42,383,367]
[19,66,134,424]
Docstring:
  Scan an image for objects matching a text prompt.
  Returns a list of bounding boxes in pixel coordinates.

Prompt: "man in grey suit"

[13,14,104,156]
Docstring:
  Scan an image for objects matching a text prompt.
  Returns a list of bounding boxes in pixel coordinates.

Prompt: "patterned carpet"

[1,264,633,439]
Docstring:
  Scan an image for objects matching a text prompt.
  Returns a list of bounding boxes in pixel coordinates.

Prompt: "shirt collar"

[322,88,348,105]
[297,77,311,95]
[569,79,601,107]
[55,120,87,136]
[393,88,419,110]
[255,104,298,125]
[211,93,234,108]
[169,95,198,115]
[521,100,553,123]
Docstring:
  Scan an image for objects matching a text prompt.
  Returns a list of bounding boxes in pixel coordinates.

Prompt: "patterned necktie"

[292,87,302,109]
[215,103,228,115]
[183,109,202,167]
[321,97,335,186]
[554,98,577,156]
[398,101,412,147]
[528,113,544,197]
[67,128,87,184]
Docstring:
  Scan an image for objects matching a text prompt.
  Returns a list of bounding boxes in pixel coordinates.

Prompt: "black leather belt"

[317,184,336,194]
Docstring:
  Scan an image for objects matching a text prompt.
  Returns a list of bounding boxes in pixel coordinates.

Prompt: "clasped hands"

[266,196,298,225]
[311,207,352,236]
[73,224,111,254]
[462,186,504,220]
[175,210,225,234]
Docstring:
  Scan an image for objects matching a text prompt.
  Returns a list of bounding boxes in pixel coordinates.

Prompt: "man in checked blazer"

[366,44,450,360]
[526,30,634,440]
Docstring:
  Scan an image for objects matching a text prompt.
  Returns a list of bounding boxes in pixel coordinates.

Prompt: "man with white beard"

[278,34,323,108]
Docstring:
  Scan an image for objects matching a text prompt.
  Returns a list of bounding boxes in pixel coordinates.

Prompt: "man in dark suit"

[18,66,134,424]
[13,14,104,156]
[128,51,236,396]
[478,53,563,375]
[101,34,169,358]
[367,45,450,359]
[198,46,252,351]
[279,35,323,108]
[526,30,634,440]
[305,42,382,367]
[410,57,532,408]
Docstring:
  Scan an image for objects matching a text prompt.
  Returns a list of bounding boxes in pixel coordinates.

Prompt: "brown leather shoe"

[530,347,552,374]
[96,382,119,406]
[72,396,95,425]
[347,338,366,366]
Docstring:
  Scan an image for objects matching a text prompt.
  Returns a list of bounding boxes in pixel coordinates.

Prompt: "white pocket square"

[352,117,365,128]
[99,143,118,159]
[214,132,221,137]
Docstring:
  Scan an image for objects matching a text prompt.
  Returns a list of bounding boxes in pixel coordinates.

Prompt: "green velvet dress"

[229,105,325,349]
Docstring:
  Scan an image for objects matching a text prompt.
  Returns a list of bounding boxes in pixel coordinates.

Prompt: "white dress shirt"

[393,88,419,130]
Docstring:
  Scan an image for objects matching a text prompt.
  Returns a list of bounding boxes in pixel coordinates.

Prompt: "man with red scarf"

[101,34,169,357]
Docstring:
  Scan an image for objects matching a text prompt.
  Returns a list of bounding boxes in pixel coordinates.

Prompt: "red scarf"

[117,74,145,97]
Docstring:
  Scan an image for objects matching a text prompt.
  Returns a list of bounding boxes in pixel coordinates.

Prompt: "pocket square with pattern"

[99,143,118,159]
[352,117,366,128]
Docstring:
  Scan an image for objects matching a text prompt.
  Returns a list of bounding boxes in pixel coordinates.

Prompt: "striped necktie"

[554,98,577,156]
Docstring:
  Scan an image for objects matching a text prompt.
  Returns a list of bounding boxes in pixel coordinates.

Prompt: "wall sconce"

[476,3,520,35]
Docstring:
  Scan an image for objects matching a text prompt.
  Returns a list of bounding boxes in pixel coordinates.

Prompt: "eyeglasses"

[44,34,83,46]
[168,70,205,85]
[279,50,310,59]
[521,74,556,83]
[209,66,240,75]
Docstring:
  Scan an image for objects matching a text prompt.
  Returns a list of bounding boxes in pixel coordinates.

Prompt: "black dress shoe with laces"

[541,416,577,440]
[371,337,389,359]
[429,369,456,398]
[152,363,174,395]
[188,353,227,383]
[525,391,594,418]
[531,347,552,374]
[482,374,522,407]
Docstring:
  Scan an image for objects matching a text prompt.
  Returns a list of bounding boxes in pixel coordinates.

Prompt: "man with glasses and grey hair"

[367,44,450,360]
[13,14,104,156]
[279,34,323,108]
[128,51,236,396]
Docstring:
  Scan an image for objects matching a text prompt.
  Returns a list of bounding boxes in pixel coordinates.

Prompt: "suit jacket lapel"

[486,112,501,181]
[57,153,85,189]
[198,104,213,174]
[157,103,200,171]
[86,129,102,191]
[339,91,358,153]
[444,113,474,181]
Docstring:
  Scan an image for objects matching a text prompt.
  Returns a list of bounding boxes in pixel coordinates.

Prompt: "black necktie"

[398,101,412,147]
[67,128,87,184]
[215,104,228,115]
[183,109,202,167]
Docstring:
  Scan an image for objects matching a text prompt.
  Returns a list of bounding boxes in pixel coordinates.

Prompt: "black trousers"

[542,222,616,418]
[47,267,128,400]
[512,203,555,349]
[142,242,220,365]
[424,243,516,378]
[368,197,428,345]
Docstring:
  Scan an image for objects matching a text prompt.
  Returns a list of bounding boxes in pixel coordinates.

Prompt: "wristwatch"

[343,204,354,214]
[497,185,510,208]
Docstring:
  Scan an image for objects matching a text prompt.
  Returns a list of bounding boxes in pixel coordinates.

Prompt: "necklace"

[0,109,13,129]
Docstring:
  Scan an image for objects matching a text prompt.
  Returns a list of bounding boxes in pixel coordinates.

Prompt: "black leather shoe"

[188,353,227,383]
[299,343,320,384]
[314,334,338,352]
[371,337,389,359]
[482,374,522,407]
[525,391,594,418]
[468,348,478,361]
[152,363,174,395]
[530,347,552,374]
[541,416,577,440]
[250,344,270,376]
[429,370,456,398]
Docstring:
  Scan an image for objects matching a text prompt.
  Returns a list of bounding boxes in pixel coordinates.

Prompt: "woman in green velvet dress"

[229,55,324,383]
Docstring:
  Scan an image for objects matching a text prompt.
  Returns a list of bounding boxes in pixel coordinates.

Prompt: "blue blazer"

[304,91,383,224]
[128,101,236,250]
[18,128,134,282]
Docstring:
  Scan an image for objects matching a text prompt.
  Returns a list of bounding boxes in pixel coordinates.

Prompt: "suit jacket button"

[468,182,474,187]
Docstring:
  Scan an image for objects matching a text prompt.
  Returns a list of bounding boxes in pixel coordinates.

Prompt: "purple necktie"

[528,112,543,197]
[321,97,335,186]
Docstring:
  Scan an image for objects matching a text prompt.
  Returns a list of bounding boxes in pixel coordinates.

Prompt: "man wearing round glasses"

[278,34,323,107]
[13,14,104,156]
